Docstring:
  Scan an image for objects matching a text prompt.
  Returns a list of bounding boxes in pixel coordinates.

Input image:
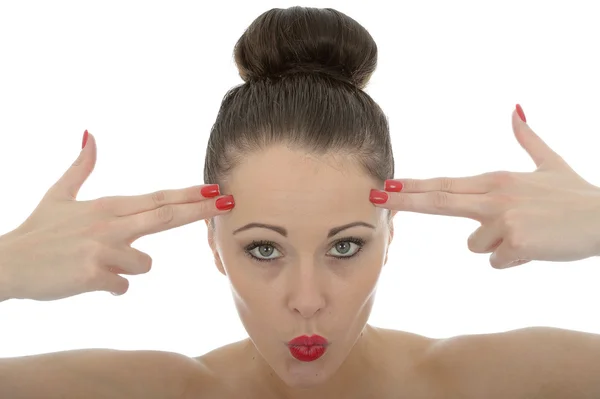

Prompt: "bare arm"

[0,348,207,399]
[425,326,600,399]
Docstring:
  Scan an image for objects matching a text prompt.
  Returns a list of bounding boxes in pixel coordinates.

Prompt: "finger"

[93,269,130,296]
[116,194,234,241]
[372,190,491,220]
[101,184,221,217]
[467,221,504,254]
[100,247,153,275]
[511,106,565,169]
[385,172,497,194]
[46,130,97,200]
[489,241,527,269]
[507,259,531,267]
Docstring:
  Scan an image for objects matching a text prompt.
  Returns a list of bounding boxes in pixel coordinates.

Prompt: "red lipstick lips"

[287,335,329,362]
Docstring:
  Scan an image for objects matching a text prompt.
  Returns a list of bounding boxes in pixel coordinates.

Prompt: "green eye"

[244,236,366,263]
[248,243,281,261]
[328,240,360,257]
[244,240,282,262]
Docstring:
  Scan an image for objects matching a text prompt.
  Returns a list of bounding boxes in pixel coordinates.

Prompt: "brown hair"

[204,6,394,224]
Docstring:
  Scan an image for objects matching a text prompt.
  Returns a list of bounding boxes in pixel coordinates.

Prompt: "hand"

[0,131,234,301]
[370,106,600,268]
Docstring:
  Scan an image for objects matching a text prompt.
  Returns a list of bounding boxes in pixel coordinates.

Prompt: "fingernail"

[369,189,388,204]
[82,130,89,149]
[111,292,120,296]
[201,184,220,198]
[384,180,403,192]
[216,195,235,211]
[515,104,526,123]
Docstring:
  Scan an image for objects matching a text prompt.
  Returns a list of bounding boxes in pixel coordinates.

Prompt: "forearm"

[595,191,600,257]
[0,349,191,399]
[0,241,12,303]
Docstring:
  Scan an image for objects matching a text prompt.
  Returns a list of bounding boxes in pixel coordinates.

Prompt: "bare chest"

[185,370,441,399]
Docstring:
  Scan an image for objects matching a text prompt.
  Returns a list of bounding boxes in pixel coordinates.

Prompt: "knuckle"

[502,215,523,250]
[401,179,418,191]
[505,232,524,252]
[439,177,454,192]
[185,187,203,202]
[500,209,519,227]
[151,190,167,207]
[155,205,175,224]
[491,171,513,188]
[90,197,112,213]
[178,200,212,226]
[85,262,105,284]
[432,191,449,209]
[196,198,212,217]
[393,193,413,209]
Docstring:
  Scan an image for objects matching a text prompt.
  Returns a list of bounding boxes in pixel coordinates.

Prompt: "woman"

[2,6,600,398]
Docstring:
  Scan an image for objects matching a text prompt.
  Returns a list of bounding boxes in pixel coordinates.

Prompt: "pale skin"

[1,107,600,398]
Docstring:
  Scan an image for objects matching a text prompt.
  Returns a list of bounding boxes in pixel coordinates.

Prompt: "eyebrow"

[232,221,376,238]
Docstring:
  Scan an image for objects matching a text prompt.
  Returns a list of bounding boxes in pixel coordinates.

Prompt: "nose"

[287,263,326,319]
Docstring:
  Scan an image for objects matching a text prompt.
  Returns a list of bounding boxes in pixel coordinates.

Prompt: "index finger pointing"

[381,191,490,221]
[100,184,221,216]
[116,194,235,242]
[386,172,504,194]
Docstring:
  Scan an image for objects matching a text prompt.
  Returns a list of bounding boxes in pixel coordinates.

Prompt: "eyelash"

[243,236,366,264]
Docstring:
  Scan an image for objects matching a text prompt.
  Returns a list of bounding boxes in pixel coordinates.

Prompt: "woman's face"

[207,144,394,388]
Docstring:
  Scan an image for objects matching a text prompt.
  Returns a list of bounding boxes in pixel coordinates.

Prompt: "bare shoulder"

[365,326,444,398]
[371,325,438,352]
[0,347,210,399]
[420,326,600,399]
[194,338,251,369]
[184,339,261,398]
[369,325,439,372]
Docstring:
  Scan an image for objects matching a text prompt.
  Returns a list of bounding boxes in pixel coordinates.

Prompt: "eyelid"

[244,240,283,263]
[327,237,365,257]
[244,236,367,262]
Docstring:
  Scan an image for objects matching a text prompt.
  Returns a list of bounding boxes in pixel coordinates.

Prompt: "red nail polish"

[384,180,403,192]
[516,104,526,123]
[201,184,220,198]
[216,195,235,210]
[369,189,388,204]
[82,130,89,149]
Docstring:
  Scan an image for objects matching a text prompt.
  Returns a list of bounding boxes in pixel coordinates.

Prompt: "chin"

[275,351,339,388]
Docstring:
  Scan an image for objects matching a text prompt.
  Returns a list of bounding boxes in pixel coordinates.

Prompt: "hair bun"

[233,7,377,90]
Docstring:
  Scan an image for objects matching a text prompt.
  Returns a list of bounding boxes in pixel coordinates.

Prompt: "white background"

[0,1,599,359]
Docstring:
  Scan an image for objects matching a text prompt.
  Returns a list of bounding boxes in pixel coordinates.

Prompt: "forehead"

[218,145,383,231]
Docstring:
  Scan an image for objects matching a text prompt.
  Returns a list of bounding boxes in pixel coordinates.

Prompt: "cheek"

[219,253,281,319]
[328,246,386,318]
[225,267,284,344]
[329,262,382,320]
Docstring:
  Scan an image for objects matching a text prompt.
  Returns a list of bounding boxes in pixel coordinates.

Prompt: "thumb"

[511,104,565,169]
[47,130,97,200]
